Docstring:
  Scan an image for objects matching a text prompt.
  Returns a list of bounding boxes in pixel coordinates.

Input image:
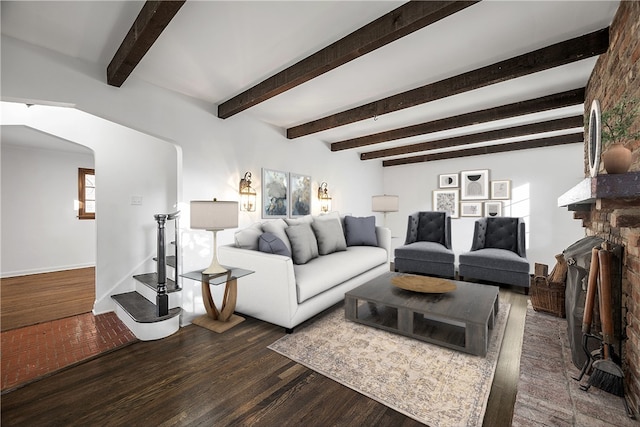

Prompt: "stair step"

[112,292,181,323]
[133,273,181,292]
[153,255,176,268]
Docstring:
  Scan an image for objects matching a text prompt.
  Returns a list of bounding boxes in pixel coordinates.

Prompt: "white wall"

[1,142,96,276]
[382,144,587,270]
[1,36,384,317]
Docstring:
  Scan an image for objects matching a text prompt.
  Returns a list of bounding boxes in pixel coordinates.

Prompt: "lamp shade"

[190,200,239,230]
[372,195,399,213]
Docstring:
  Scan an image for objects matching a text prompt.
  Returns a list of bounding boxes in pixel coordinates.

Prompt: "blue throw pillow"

[258,232,292,257]
[344,215,378,247]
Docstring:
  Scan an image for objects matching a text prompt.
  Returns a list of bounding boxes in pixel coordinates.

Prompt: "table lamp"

[372,195,399,227]
[190,199,238,274]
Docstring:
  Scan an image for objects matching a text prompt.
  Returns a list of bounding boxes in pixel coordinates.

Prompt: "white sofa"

[218,214,391,330]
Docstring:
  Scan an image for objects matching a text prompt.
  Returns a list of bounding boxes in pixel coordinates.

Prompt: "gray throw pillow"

[285,215,313,226]
[285,223,319,264]
[311,218,347,255]
[258,232,292,257]
[344,215,378,247]
[262,219,292,253]
[234,222,263,250]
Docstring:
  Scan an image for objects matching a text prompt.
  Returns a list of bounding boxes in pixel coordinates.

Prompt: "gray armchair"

[394,211,455,278]
[458,217,530,289]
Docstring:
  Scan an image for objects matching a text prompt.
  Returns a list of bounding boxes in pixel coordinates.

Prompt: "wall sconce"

[239,172,257,212]
[318,182,332,213]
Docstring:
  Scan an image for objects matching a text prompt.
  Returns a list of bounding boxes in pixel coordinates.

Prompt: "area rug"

[269,301,510,427]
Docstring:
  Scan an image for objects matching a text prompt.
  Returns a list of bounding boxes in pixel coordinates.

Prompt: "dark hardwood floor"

[1,288,527,427]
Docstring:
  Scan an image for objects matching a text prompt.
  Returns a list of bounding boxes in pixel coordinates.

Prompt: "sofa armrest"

[376,226,392,262]
[217,245,299,328]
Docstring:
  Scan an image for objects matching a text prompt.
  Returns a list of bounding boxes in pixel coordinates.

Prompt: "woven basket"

[530,259,566,318]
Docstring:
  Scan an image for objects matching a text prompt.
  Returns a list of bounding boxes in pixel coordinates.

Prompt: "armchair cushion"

[484,217,519,253]
[459,248,529,273]
[395,241,454,263]
[416,212,446,245]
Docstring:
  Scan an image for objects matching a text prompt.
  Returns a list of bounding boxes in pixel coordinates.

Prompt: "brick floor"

[1,312,137,392]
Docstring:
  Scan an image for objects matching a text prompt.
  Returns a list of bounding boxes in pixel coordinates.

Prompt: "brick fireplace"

[558,0,640,414]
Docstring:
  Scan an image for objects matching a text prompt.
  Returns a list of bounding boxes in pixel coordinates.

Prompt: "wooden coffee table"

[345,272,499,356]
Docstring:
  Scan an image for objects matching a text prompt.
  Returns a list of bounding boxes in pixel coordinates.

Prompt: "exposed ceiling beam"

[217,1,480,119]
[361,115,582,160]
[331,88,585,151]
[288,28,608,139]
[382,132,583,167]
[107,1,186,87]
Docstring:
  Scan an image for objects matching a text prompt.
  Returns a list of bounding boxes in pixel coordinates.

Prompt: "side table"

[182,267,253,333]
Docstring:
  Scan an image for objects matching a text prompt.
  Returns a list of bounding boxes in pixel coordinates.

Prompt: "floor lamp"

[190,199,239,274]
[372,195,399,228]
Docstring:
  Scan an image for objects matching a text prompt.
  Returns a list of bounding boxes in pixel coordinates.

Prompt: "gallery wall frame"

[433,189,459,218]
[460,201,483,217]
[460,169,489,200]
[289,173,311,217]
[484,201,503,217]
[262,168,288,218]
[438,173,459,188]
[491,180,511,200]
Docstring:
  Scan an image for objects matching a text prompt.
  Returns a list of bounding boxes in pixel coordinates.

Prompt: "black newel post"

[154,214,169,316]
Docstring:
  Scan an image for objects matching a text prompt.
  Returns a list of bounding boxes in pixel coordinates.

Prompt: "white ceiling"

[0,1,620,159]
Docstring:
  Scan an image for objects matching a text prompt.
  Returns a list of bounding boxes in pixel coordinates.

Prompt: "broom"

[586,247,634,418]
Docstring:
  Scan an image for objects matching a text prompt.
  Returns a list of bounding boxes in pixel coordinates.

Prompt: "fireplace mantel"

[558,171,640,211]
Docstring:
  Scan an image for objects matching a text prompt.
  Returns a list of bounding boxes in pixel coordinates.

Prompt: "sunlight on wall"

[510,182,531,249]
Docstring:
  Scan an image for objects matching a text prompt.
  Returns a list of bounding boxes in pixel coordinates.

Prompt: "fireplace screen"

[564,236,623,370]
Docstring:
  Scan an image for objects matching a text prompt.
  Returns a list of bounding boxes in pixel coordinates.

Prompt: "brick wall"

[584,0,640,413]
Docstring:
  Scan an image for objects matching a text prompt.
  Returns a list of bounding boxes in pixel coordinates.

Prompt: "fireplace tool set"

[573,243,634,419]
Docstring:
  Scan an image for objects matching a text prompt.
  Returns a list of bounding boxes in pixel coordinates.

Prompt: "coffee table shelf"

[345,272,499,356]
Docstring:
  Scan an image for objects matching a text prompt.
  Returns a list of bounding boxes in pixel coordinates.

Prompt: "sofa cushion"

[395,241,454,263]
[344,215,378,247]
[262,219,292,253]
[311,218,347,255]
[285,215,313,226]
[484,217,518,252]
[285,223,319,265]
[294,246,388,303]
[234,222,263,250]
[258,232,291,257]
[458,248,529,273]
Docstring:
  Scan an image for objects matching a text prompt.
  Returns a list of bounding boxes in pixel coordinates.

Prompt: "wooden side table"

[182,267,253,333]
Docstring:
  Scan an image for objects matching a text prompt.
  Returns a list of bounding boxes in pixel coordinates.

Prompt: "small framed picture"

[484,201,502,217]
[460,202,483,217]
[289,173,311,217]
[460,169,489,200]
[438,173,459,188]
[262,168,288,218]
[491,180,511,200]
[432,190,459,218]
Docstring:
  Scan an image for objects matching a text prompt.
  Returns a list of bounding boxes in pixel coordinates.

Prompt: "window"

[78,168,95,220]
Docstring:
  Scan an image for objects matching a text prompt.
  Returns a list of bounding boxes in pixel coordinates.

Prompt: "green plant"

[601,97,640,146]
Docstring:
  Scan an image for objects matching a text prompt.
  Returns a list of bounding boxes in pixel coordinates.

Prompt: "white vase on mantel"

[602,142,632,174]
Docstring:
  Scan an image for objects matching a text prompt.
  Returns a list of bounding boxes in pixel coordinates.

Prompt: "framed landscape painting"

[262,168,288,218]
[289,173,311,217]
[460,169,489,200]
[433,189,459,218]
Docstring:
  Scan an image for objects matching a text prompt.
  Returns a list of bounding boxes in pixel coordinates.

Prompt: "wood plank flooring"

[1,287,528,427]
[1,268,95,331]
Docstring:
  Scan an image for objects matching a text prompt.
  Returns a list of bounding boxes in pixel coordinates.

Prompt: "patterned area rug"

[269,301,510,427]
[512,302,637,426]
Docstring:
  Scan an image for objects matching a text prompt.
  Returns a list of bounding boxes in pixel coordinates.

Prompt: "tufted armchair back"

[404,211,452,249]
[470,217,526,257]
